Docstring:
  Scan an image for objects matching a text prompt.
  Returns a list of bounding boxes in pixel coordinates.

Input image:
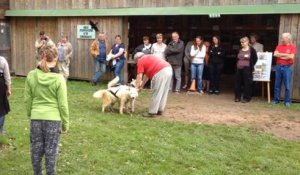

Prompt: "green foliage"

[1,77,300,175]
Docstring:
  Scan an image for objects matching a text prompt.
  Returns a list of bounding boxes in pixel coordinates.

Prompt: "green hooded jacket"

[24,68,69,130]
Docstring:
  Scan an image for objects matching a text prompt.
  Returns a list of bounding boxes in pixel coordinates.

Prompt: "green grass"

[1,77,300,175]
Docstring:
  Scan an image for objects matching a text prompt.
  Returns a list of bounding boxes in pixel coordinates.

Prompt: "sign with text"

[253,52,273,82]
[77,25,95,39]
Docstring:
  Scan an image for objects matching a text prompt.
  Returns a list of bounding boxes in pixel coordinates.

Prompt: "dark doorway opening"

[128,15,280,94]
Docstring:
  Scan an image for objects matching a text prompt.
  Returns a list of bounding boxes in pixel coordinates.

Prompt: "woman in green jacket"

[25,46,69,175]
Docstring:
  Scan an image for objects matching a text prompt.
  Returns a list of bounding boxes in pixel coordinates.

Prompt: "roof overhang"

[5,3,300,17]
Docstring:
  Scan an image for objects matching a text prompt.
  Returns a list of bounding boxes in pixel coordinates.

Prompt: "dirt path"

[138,91,300,140]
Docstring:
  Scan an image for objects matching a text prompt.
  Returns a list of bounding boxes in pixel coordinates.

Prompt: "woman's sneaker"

[198,90,204,95]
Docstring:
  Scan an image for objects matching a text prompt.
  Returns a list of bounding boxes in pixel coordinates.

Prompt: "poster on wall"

[253,52,273,82]
[77,25,96,39]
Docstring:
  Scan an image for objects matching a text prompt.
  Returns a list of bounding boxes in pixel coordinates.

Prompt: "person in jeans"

[208,36,225,94]
[272,33,297,107]
[89,32,110,85]
[25,46,69,175]
[0,56,11,134]
[109,35,126,83]
[234,37,258,103]
[151,33,167,59]
[189,36,206,94]
[202,41,211,93]
[57,35,73,81]
[134,52,172,117]
[182,40,193,89]
[165,32,184,93]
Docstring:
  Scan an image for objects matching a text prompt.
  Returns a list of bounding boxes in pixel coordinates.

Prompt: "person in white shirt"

[250,33,264,52]
[151,33,167,59]
[188,36,206,94]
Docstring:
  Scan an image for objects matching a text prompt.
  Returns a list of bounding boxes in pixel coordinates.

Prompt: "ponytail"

[39,46,58,73]
[39,59,49,73]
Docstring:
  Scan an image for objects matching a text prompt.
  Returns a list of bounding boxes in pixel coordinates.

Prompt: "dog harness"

[108,84,135,99]
[108,88,120,99]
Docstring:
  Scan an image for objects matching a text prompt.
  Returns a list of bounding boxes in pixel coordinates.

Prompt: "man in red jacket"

[134,52,173,117]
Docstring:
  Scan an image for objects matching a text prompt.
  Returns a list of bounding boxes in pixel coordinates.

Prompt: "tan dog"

[93,77,138,114]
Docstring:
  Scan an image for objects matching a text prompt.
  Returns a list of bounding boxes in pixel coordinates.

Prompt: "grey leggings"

[30,120,61,175]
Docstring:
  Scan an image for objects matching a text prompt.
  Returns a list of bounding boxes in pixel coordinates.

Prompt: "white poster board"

[77,25,95,39]
[253,52,273,82]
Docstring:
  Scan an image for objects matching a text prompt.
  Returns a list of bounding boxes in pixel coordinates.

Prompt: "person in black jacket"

[165,32,184,93]
[0,56,11,134]
[208,36,225,94]
[235,36,258,103]
[133,36,152,55]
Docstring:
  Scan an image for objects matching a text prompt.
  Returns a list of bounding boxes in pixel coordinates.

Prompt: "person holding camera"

[35,31,55,64]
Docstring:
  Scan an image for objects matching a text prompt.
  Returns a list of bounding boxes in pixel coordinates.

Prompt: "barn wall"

[0,0,10,65]
[8,0,300,10]
[278,14,300,100]
[10,17,126,80]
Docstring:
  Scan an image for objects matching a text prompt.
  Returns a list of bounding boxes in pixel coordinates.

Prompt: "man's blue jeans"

[92,58,106,83]
[273,65,293,104]
[114,59,125,83]
[0,115,5,133]
[191,63,204,92]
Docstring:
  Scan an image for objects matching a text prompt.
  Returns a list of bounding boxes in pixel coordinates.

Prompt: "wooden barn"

[2,0,300,100]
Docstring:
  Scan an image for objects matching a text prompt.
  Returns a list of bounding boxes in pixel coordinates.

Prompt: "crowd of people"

[0,29,297,174]
[130,32,296,106]
[131,32,257,98]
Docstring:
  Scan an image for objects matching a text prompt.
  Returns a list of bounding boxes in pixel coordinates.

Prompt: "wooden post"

[267,81,271,103]
[261,82,265,99]
[261,81,271,103]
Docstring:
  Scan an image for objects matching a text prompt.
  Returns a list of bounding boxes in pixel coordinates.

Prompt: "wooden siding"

[9,0,300,10]
[0,0,9,19]
[278,14,300,100]
[10,17,127,80]
[0,0,9,9]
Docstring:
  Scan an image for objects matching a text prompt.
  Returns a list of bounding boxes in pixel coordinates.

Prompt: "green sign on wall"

[77,25,95,39]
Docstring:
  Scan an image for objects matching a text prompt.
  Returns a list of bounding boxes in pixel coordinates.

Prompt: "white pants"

[149,66,173,114]
[57,61,70,80]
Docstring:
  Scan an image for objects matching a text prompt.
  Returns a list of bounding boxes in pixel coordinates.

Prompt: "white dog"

[93,77,138,114]
[106,53,116,67]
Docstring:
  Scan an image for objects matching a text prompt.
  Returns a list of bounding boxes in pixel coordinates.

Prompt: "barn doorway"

[128,15,280,94]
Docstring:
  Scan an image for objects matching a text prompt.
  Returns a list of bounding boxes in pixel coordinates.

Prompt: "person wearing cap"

[0,56,11,134]
[134,52,172,117]
[25,46,69,175]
